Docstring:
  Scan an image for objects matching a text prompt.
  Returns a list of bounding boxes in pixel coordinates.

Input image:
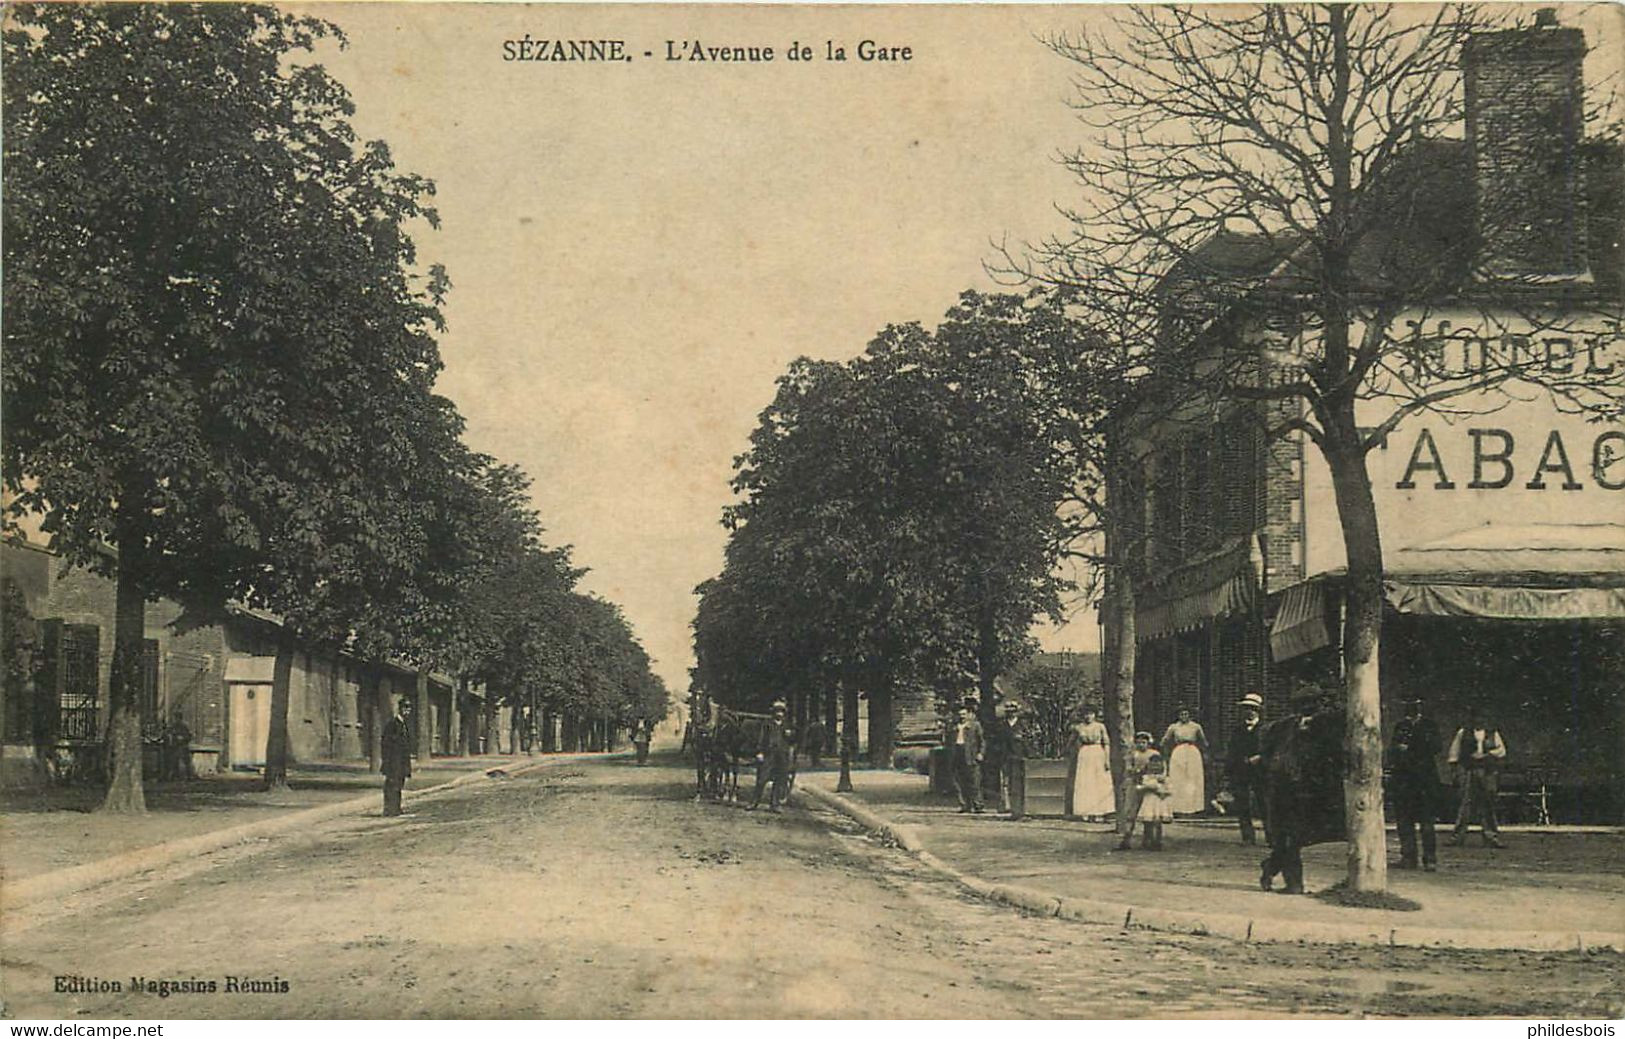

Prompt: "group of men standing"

[949,693,1027,816]
[1226,689,1509,887]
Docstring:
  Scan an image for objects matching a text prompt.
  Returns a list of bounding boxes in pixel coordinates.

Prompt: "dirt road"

[3,756,1619,1018]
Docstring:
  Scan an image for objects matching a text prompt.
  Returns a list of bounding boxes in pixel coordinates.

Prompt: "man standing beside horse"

[749,700,797,812]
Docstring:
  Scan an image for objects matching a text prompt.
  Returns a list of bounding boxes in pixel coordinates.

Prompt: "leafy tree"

[695,292,1087,783]
[3,4,448,809]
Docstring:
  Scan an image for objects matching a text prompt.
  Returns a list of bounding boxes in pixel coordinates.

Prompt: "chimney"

[1462,13,1589,280]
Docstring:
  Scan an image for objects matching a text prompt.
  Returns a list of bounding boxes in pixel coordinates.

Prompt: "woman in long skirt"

[1070,707,1115,821]
[1160,706,1209,815]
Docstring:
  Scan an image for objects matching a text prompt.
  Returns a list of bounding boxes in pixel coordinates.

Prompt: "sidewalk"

[801,769,1625,951]
[0,752,593,884]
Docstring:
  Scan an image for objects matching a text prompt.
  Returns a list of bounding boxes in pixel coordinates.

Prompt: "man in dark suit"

[1389,694,1442,870]
[749,701,797,812]
[1259,687,1344,894]
[381,696,412,817]
[992,698,1028,819]
[1227,691,1266,845]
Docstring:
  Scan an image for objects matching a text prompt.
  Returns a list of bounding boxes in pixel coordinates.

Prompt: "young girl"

[1115,731,1158,850]
[1136,752,1174,850]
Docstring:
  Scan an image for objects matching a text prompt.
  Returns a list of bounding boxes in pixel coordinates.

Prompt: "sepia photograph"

[1,0,1622,1022]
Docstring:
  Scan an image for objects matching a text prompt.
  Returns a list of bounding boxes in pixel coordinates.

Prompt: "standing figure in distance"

[1161,705,1209,815]
[381,696,413,818]
[1226,692,1266,845]
[1068,705,1115,822]
[633,719,651,766]
[802,715,827,770]
[993,698,1028,820]
[1390,694,1442,870]
[953,697,985,814]
[1447,705,1507,848]
[749,700,797,812]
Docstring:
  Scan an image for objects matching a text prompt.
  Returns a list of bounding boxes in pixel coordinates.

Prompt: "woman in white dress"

[1160,706,1209,815]
[1069,707,1115,821]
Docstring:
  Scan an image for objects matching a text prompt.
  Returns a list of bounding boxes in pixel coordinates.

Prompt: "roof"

[1164,136,1624,307]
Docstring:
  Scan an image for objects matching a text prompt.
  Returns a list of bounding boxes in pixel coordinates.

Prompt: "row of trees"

[692,291,1116,788]
[2,4,666,811]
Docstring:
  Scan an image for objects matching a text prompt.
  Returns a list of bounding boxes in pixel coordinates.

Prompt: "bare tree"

[1005,5,1623,891]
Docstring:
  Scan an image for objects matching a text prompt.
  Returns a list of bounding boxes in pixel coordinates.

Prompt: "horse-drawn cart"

[690,705,797,804]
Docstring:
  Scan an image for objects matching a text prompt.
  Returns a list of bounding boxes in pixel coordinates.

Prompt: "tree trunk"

[1325,436,1388,892]
[262,636,295,790]
[867,675,894,769]
[458,679,475,756]
[414,671,431,761]
[1103,567,1137,836]
[824,689,838,749]
[837,682,859,793]
[99,535,148,814]
[364,668,383,772]
[509,703,522,757]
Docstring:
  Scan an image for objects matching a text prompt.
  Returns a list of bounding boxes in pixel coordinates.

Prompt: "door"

[229,683,272,768]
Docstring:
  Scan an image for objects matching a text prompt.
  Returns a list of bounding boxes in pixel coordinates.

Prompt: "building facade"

[0,538,464,787]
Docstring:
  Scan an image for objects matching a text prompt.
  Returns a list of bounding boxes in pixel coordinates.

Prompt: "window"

[141,639,161,737]
[41,620,101,742]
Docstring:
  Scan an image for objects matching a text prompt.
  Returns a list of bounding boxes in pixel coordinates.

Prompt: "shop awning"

[1269,579,1334,661]
[1383,523,1625,620]
[1383,581,1625,619]
[1135,535,1262,642]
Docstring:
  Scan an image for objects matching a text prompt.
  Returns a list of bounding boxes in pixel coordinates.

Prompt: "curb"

[2,751,621,910]
[798,783,1625,954]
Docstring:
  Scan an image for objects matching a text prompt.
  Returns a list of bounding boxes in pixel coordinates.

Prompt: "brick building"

[1111,15,1624,821]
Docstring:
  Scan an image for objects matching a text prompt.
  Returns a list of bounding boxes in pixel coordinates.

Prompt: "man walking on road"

[1390,694,1442,870]
[953,698,985,814]
[749,701,797,812]
[382,696,412,817]
[1448,705,1507,848]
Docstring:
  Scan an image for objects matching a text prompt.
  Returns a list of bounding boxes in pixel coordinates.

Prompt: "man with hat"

[1389,693,1442,870]
[991,694,1028,819]
[749,700,797,811]
[1226,691,1267,845]
[952,697,985,814]
[381,694,413,818]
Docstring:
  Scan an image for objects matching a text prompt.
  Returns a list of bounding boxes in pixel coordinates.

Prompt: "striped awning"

[1135,536,1262,642]
[1270,579,1334,662]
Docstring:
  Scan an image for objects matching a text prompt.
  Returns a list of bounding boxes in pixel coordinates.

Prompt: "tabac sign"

[1394,425,1624,492]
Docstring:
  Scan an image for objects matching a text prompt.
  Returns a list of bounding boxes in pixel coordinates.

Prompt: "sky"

[304,2,1622,701]
[309,2,1098,697]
